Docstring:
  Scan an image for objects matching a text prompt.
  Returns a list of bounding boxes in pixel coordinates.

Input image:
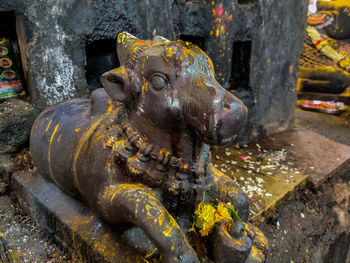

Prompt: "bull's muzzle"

[215,93,247,145]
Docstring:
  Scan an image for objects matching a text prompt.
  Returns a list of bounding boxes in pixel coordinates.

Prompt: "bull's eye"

[151,74,167,90]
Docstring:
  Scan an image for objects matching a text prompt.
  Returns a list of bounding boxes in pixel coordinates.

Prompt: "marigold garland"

[306,26,350,71]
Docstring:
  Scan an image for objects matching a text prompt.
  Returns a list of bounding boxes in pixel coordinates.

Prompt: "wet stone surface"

[212,141,308,224]
[246,128,350,188]
[211,127,350,224]
[295,107,350,147]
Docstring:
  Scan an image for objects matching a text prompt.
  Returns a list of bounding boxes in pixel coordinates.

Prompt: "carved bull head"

[101,32,247,145]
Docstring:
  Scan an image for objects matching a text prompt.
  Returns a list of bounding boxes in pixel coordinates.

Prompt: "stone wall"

[0,0,308,142]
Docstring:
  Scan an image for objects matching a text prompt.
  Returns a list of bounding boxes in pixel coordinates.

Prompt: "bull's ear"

[100,66,131,103]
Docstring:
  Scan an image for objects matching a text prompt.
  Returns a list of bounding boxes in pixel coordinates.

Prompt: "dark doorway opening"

[86,39,120,93]
[238,0,257,4]
[229,40,252,92]
[179,35,206,51]
[0,11,27,101]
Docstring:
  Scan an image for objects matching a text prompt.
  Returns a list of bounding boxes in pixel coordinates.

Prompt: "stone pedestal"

[12,171,146,263]
[12,128,350,262]
[212,128,350,225]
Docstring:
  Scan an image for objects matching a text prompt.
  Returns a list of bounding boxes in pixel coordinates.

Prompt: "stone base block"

[11,170,146,263]
[212,128,350,225]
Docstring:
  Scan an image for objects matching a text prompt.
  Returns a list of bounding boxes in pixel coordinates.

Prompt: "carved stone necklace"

[106,120,211,203]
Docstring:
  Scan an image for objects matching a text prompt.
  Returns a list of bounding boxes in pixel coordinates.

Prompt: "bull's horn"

[153,35,170,44]
[117,32,140,65]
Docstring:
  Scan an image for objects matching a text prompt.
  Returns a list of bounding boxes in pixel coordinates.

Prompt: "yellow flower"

[340,57,350,68]
[215,202,232,222]
[199,225,211,237]
[193,202,233,237]
[306,25,350,72]
[194,203,216,231]
[316,40,328,51]
[306,26,321,43]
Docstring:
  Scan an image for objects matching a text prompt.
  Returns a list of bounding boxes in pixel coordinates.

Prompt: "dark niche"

[86,38,120,92]
[229,40,252,92]
[238,0,257,5]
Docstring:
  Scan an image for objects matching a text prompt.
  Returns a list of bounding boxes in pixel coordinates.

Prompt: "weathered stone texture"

[0,0,308,141]
[0,99,37,154]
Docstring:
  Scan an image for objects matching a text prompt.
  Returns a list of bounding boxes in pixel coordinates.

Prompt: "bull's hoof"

[245,223,268,258]
[211,219,252,263]
[210,219,267,263]
[244,246,266,263]
[244,224,268,263]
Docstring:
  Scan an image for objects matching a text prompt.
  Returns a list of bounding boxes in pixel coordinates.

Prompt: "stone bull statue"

[30,32,267,263]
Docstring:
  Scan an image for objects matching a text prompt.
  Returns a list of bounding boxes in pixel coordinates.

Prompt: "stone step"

[11,170,147,263]
[211,128,350,225]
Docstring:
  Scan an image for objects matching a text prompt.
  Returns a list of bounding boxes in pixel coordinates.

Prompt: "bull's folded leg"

[209,166,250,221]
[207,167,267,262]
[99,184,199,263]
[211,220,267,263]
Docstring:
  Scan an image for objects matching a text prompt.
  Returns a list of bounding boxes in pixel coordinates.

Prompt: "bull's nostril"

[222,96,232,111]
[223,101,231,111]
[224,105,231,111]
